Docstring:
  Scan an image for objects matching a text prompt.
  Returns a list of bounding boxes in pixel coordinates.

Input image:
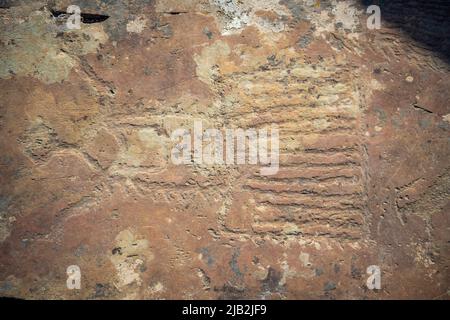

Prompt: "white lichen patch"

[209,0,289,35]
[146,281,165,296]
[443,114,450,124]
[110,229,153,288]
[332,1,361,32]
[413,243,435,269]
[126,15,148,34]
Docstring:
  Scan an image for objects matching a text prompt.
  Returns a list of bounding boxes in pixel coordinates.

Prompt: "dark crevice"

[50,9,109,24]
[413,104,434,114]
[162,11,188,15]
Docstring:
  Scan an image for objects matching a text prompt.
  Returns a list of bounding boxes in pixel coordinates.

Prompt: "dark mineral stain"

[199,247,215,267]
[351,265,362,279]
[324,281,337,291]
[261,267,282,293]
[229,248,243,277]
[315,268,324,276]
[215,284,247,300]
[334,263,341,274]
[0,281,13,293]
[203,27,213,39]
[298,34,312,48]
[94,283,114,298]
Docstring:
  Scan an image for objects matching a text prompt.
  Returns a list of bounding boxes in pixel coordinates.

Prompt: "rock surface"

[0,0,449,299]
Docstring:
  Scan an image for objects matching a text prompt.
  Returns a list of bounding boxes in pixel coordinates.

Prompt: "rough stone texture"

[0,0,449,299]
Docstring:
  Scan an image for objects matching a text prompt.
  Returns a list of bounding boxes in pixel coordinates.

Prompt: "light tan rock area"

[0,0,449,299]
